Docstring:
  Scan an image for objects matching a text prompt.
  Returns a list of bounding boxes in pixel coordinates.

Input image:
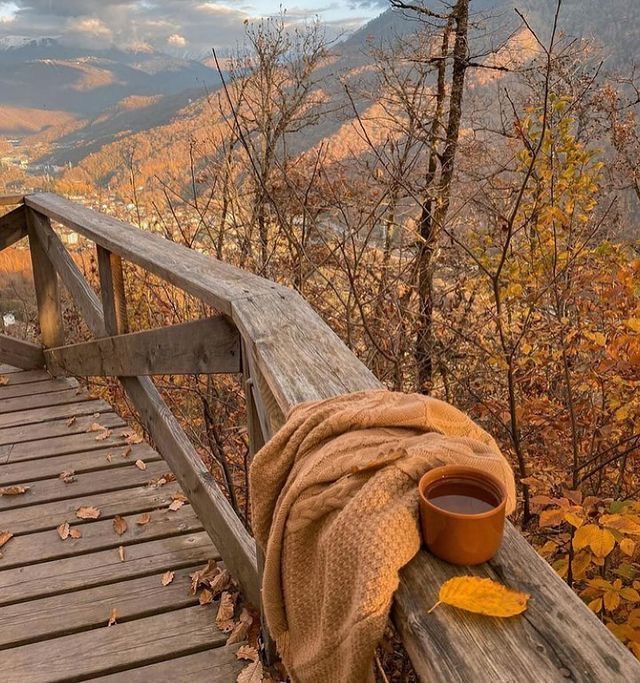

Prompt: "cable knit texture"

[250,390,516,682]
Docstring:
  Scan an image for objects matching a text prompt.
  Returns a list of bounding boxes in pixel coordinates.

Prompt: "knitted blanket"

[250,390,516,682]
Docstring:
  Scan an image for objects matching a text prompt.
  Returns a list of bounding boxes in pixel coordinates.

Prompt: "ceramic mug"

[418,465,507,565]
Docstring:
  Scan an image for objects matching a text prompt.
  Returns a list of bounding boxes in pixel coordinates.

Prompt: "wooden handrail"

[2,192,639,680]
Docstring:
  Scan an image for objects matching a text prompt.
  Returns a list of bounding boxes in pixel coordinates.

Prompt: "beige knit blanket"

[250,390,516,682]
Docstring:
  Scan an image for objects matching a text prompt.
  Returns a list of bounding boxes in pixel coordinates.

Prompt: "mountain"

[0,36,220,126]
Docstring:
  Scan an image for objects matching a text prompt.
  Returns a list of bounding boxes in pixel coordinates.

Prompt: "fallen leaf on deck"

[95,429,112,441]
[57,522,70,540]
[134,459,146,471]
[66,416,76,427]
[227,609,253,645]
[136,512,151,526]
[237,660,263,683]
[76,506,101,520]
[107,608,117,627]
[87,422,106,433]
[118,545,125,561]
[122,431,143,445]
[0,376,9,386]
[430,576,529,618]
[0,530,13,548]
[59,470,76,483]
[199,588,214,605]
[113,515,128,536]
[69,528,82,539]
[122,446,132,459]
[190,560,220,593]
[236,645,259,662]
[0,485,29,496]
[168,498,185,511]
[216,591,236,632]
[106,453,113,462]
[162,570,175,586]
[209,569,231,597]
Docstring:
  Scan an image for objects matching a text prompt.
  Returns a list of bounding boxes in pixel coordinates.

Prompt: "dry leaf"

[66,416,76,427]
[107,608,117,627]
[105,453,113,463]
[190,560,220,593]
[237,660,263,683]
[87,422,106,433]
[227,609,253,645]
[118,545,126,561]
[621,538,636,557]
[95,429,112,441]
[135,459,146,471]
[59,470,76,483]
[0,530,13,548]
[168,498,185,511]
[430,576,529,618]
[76,506,101,520]
[539,508,565,528]
[236,645,259,662]
[69,528,82,539]
[0,376,9,385]
[136,512,151,526]
[122,446,132,459]
[0,485,29,496]
[113,515,128,536]
[209,569,231,597]
[57,522,70,540]
[162,570,175,586]
[199,588,214,605]
[216,591,236,632]
[122,431,143,445]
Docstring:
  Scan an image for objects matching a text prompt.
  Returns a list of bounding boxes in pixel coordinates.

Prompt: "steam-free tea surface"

[427,482,498,514]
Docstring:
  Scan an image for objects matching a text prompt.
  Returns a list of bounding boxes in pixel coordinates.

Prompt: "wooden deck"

[0,364,244,682]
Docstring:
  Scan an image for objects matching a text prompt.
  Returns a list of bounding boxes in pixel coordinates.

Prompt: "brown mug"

[418,465,507,565]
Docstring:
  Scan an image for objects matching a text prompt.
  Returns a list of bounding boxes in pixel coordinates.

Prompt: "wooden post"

[243,341,277,666]
[97,246,128,335]
[26,209,64,348]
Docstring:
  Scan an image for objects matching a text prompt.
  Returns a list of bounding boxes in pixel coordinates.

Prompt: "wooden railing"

[1,192,639,681]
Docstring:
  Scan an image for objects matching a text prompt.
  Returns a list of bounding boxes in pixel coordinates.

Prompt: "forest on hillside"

[3,0,640,667]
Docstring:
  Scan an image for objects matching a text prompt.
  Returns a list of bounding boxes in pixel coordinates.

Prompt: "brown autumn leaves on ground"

[0,409,264,682]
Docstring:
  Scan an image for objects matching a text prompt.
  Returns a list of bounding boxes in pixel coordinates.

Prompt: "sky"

[0,1,389,55]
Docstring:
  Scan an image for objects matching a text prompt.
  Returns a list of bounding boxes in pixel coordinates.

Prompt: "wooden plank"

[3,481,182,535]
[26,208,64,348]
[0,504,201,570]
[2,605,228,682]
[0,363,21,373]
[0,195,24,206]
[0,206,27,250]
[0,459,170,511]
[95,648,244,682]
[122,375,259,608]
[25,192,281,316]
[0,531,217,606]
[0,368,52,384]
[0,442,160,486]
[394,523,640,682]
[0,412,125,449]
[0,398,111,430]
[27,209,106,337]
[0,376,79,400]
[0,566,203,649]
[0,387,89,415]
[0,333,44,370]
[45,316,241,377]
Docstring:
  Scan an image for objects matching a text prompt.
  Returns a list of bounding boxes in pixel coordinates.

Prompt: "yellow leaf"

[601,514,640,536]
[588,597,603,613]
[431,576,529,618]
[621,538,636,556]
[625,318,640,333]
[573,524,615,558]
[564,511,584,528]
[539,508,565,528]
[571,551,592,580]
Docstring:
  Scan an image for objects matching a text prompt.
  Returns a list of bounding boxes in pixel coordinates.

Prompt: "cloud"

[168,33,187,47]
[0,1,382,55]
